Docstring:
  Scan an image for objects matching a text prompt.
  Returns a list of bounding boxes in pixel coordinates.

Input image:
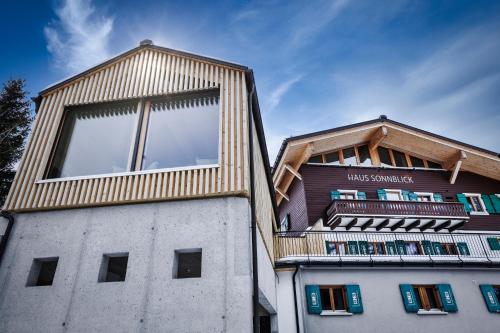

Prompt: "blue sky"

[1,0,499,161]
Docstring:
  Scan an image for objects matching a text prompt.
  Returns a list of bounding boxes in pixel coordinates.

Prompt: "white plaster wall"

[257,230,277,313]
[0,197,253,333]
[298,267,500,333]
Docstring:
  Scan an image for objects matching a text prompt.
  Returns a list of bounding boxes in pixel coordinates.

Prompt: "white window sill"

[320,310,353,316]
[417,309,448,315]
[470,212,489,216]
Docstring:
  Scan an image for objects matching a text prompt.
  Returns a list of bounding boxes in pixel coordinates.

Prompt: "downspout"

[292,265,300,333]
[0,210,15,268]
[247,80,259,333]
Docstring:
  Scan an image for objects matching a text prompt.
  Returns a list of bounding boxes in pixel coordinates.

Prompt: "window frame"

[41,88,221,182]
[338,189,359,200]
[463,193,489,215]
[325,241,348,255]
[415,192,434,202]
[384,189,403,201]
[413,285,443,311]
[320,285,349,312]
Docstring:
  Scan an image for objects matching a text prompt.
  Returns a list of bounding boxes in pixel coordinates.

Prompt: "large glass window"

[141,96,219,170]
[357,145,372,166]
[410,155,425,168]
[377,147,392,167]
[324,151,340,165]
[47,103,138,178]
[342,147,357,165]
[392,150,408,167]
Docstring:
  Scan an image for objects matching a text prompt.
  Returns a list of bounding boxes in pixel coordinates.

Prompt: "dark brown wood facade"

[279,164,500,231]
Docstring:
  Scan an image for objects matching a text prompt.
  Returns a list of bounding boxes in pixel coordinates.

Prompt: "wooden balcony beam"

[275,186,289,202]
[360,218,374,231]
[405,219,420,232]
[434,220,451,232]
[285,163,302,181]
[419,219,436,232]
[345,218,358,230]
[448,220,466,232]
[390,219,405,231]
[376,219,390,231]
[443,150,467,184]
[368,126,388,152]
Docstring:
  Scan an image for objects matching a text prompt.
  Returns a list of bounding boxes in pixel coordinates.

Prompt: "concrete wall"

[0,197,253,333]
[279,267,500,333]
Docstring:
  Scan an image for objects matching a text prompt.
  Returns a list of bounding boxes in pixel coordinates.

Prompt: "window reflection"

[342,147,357,165]
[47,103,138,178]
[141,95,219,170]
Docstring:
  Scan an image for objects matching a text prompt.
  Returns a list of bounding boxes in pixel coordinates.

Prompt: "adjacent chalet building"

[272,117,500,333]
[0,40,278,333]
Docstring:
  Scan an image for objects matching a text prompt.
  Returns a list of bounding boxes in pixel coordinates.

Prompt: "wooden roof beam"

[275,186,289,202]
[276,143,313,205]
[368,126,388,152]
[443,150,467,184]
[285,164,302,181]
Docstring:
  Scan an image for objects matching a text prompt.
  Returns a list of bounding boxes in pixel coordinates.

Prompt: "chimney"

[140,39,153,46]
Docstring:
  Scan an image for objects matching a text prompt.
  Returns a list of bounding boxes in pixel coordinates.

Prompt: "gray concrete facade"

[0,197,274,333]
[277,267,500,333]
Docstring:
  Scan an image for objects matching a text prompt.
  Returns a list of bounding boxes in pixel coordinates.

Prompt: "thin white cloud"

[267,75,303,110]
[44,0,113,75]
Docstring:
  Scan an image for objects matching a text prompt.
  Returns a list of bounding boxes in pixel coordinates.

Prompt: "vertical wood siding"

[5,48,250,211]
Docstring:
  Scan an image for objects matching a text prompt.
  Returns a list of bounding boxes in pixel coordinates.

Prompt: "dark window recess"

[410,156,425,168]
[392,150,408,167]
[26,257,59,287]
[324,151,340,165]
[320,288,332,311]
[357,145,372,166]
[342,147,357,165]
[99,253,129,282]
[308,155,323,163]
[427,160,442,169]
[377,147,392,166]
[175,249,202,279]
[332,288,346,310]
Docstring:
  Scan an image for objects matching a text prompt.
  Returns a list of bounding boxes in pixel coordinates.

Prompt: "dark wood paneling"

[287,165,500,231]
[278,176,309,231]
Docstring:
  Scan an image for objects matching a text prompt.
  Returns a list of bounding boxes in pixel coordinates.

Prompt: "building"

[0,40,279,333]
[272,116,500,332]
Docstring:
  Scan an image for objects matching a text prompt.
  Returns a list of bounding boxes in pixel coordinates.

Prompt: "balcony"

[326,199,469,232]
[274,231,500,267]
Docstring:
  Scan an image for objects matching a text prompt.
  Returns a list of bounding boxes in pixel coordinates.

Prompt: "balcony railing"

[274,231,500,266]
[326,199,469,232]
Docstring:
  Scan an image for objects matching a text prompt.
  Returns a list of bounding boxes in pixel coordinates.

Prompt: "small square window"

[26,257,59,287]
[98,253,128,282]
[174,249,202,279]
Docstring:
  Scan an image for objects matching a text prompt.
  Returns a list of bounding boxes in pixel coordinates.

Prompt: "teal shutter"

[487,237,500,250]
[481,195,495,214]
[421,240,434,255]
[386,241,397,255]
[456,194,472,213]
[345,285,363,313]
[433,193,444,202]
[325,241,336,255]
[358,241,368,255]
[432,242,445,255]
[348,241,359,255]
[457,242,470,256]
[479,285,500,313]
[436,284,458,312]
[401,190,410,201]
[377,189,387,200]
[408,192,418,201]
[395,240,407,255]
[489,195,500,213]
[399,284,420,312]
[357,191,367,200]
[330,191,341,200]
[305,285,322,314]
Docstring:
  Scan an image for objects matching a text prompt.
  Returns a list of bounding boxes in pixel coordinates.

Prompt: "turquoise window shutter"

[437,284,458,312]
[457,242,470,256]
[348,241,359,255]
[401,190,410,201]
[330,191,341,200]
[358,241,369,255]
[399,284,420,312]
[456,194,472,213]
[479,285,500,313]
[432,242,445,255]
[386,241,397,255]
[357,191,367,200]
[346,285,363,313]
[433,193,444,202]
[489,194,500,213]
[421,240,434,255]
[395,240,407,255]
[377,189,387,200]
[325,241,336,255]
[481,195,495,214]
[305,285,322,314]
[487,237,500,250]
[408,192,418,201]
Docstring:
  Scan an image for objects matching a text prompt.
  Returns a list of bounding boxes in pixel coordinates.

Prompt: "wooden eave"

[273,118,500,205]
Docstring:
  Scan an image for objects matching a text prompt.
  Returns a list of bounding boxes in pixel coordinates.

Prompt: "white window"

[280,214,290,232]
[415,192,434,202]
[464,193,489,215]
[385,189,403,201]
[339,190,358,200]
